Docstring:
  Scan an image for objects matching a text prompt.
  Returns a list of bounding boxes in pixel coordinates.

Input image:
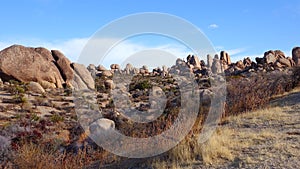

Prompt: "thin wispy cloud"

[0,38,191,68]
[226,48,247,56]
[215,47,247,56]
[208,24,219,29]
[0,38,89,62]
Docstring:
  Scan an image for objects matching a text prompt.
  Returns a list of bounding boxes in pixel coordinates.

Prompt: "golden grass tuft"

[200,127,235,165]
[13,143,92,169]
[151,127,236,168]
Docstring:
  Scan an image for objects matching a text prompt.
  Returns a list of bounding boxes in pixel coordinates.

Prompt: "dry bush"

[13,143,93,169]
[225,68,300,116]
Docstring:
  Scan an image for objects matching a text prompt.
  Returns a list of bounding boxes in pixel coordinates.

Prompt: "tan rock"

[207,54,213,69]
[212,58,222,74]
[51,50,74,88]
[187,55,201,69]
[264,50,277,64]
[278,58,292,67]
[28,81,45,94]
[97,65,107,71]
[89,118,115,133]
[110,64,120,70]
[71,63,95,90]
[236,60,245,69]
[104,79,115,90]
[292,47,300,66]
[0,45,64,88]
[220,51,231,65]
[101,70,113,77]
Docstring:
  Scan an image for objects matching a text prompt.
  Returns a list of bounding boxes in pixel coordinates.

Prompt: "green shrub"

[31,113,40,122]
[50,114,64,123]
[132,80,151,90]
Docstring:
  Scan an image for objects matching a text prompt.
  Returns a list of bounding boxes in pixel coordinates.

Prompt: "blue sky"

[0,0,299,66]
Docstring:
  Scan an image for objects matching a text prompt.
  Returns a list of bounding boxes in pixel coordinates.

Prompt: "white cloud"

[0,38,191,68]
[226,48,247,56]
[208,24,219,29]
[214,47,247,57]
[214,46,224,51]
[0,38,88,62]
[99,40,191,68]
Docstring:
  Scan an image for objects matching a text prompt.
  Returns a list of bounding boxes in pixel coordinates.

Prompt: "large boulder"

[243,57,252,67]
[104,79,115,90]
[0,45,95,90]
[207,54,213,69]
[264,50,277,64]
[0,45,64,88]
[264,50,286,64]
[292,47,300,66]
[71,63,95,90]
[27,81,45,94]
[51,50,74,88]
[34,47,55,61]
[274,50,286,59]
[124,63,134,74]
[187,55,201,69]
[255,57,265,65]
[89,118,115,132]
[211,58,222,74]
[235,60,245,69]
[278,58,292,67]
[220,51,231,65]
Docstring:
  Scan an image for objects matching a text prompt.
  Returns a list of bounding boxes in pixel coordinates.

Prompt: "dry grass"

[270,86,300,100]
[199,127,235,165]
[150,127,236,168]
[222,106,291,126]
[13,143,93,169]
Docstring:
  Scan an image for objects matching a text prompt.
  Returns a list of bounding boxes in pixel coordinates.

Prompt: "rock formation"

[220,51,231,65]
[292,47,300,66]
[71,63,95,90]
[0,45,64,88]
[1,44,300,91]
[0,45,94,90]
[51,50,74,87]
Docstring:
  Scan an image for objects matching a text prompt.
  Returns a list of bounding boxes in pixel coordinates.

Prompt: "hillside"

[0,45,300,168]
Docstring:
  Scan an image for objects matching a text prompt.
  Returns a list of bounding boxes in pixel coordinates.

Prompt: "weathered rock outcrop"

[207,54,213,69]
[28,81,45,94]
[51,50,74,88]
[71,63,95,90]
[292,47,300,66]
[212,57,222,74]
[220,51,231,65]
[0,45,95,90]
[0,45,64,88]
[187,55,201,69]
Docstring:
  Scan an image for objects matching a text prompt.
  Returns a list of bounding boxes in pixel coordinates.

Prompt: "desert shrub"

[225,68,300,116]
[95,76,110,93]
[6,80,27,95]
[12,143,93,169]
[130,79,152,91]
[30,113,40,122]
[50,114,64,123]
